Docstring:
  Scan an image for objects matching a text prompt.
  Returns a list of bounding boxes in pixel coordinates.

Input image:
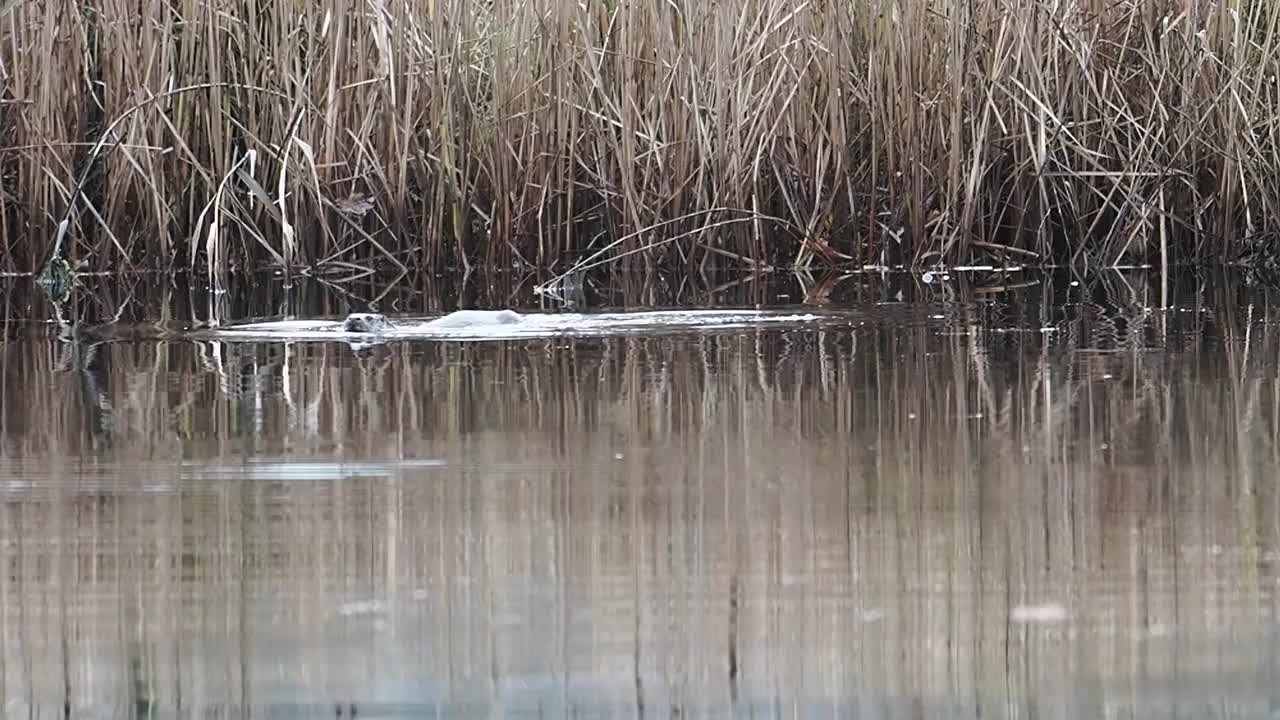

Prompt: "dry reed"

[1,0,1279,276]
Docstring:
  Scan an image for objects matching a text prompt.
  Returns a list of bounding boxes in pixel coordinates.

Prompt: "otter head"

[343,313,390,334]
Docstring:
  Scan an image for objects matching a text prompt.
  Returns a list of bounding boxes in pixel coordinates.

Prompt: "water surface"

[1,270,1279,718]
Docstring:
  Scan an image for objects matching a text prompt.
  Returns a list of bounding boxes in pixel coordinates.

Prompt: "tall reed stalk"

[1,0,1277,275]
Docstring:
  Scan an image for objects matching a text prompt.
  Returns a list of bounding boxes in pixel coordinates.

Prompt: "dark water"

[2,269,1280,718]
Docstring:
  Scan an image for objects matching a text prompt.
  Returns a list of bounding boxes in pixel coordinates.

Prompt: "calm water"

[2,270,1280,718]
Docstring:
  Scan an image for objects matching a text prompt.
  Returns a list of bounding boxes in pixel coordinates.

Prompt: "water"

[2,269,1280,718]
[214,309,832,342]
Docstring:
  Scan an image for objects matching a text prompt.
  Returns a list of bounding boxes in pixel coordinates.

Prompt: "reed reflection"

[0,275,1278,718]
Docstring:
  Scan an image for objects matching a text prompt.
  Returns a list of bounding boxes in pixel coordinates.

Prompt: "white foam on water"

[213,309,829,342]
[228,319,341,332]
[1010,603,1070,624]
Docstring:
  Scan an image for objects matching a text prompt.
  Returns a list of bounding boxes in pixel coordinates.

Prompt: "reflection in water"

[1,271,1279,717]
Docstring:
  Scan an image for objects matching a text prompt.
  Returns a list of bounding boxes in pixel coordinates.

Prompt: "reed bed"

[2,0,1278,277]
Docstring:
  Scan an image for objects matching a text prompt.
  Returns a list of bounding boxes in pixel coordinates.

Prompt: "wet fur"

[342,310,523,333]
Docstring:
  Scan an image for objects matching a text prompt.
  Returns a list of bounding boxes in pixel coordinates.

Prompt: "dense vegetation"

[1,0,1277,276]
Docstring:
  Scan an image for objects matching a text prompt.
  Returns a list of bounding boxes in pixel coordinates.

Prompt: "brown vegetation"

[1,0,1278,275]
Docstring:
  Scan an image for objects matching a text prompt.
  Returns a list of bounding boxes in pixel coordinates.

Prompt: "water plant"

[1,0,1276,276]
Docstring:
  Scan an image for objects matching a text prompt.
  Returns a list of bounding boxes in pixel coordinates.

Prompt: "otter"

[342,313,391,333]
[213,307,827,344]
[341,309,524,334]
[422,309,522,329]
